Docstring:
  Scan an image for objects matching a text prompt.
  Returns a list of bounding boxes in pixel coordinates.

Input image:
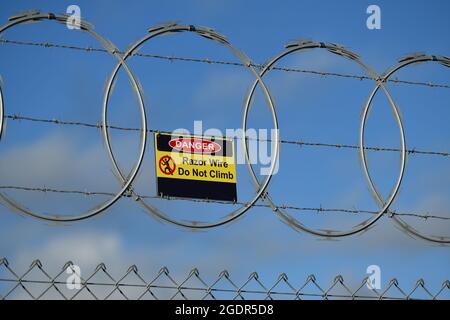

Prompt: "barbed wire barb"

[1,38,449,89]
[4,114,450,158]
[0,184,448,221]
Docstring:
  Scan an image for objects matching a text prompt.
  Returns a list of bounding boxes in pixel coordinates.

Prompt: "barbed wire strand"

[4,114,449,158]
[0,185,447,221]
[1,39,449,89]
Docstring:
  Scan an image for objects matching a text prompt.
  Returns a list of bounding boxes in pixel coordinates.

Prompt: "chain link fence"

[0,258,448,300]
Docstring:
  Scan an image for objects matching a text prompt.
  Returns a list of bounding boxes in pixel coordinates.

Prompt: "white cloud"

[0,130,146,189]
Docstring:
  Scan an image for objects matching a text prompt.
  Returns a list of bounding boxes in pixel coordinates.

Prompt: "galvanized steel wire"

[0,258,448,300]
[0,11,148,222]
[0,11,449,243]
[1,38,450,89]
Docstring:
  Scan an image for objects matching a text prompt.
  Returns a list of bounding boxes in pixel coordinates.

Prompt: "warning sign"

[154,133,237,202]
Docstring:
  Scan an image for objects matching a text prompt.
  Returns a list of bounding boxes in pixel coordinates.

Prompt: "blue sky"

[0,0,449,299]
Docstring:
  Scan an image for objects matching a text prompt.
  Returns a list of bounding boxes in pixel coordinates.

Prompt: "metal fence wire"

[0,258,448,300]
[0,12,449,243]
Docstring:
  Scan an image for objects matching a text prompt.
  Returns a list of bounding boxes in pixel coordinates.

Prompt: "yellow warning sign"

[154,133,237,201]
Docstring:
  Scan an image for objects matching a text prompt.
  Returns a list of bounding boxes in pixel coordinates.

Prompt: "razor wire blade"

[0,11,448,244]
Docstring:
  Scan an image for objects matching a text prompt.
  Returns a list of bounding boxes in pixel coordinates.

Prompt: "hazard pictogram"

[159,155,176,175]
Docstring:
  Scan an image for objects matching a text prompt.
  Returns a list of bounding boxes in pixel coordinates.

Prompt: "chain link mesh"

[0,258,448,300]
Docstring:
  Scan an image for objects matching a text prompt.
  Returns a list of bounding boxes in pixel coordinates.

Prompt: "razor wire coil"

[361,54,450,244]
[0,12,148,222]
[0,11,448,243]
[242,40,407,238]
[100,23,279,229]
